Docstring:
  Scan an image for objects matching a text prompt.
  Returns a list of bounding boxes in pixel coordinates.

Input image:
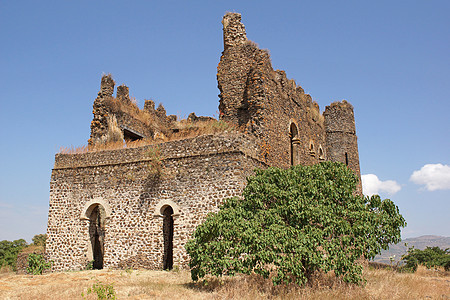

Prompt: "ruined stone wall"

[47,133,265,271]
[218,13,327,168]
[89,75,173,146]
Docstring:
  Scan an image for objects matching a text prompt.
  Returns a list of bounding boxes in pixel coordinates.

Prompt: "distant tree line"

[0,234,46,271]
[403,246,450,272]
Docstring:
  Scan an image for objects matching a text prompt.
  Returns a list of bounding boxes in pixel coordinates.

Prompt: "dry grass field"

[0,266,448,299]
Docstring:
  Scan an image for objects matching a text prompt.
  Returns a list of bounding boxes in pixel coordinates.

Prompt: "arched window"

[290,123,299,166]
[88,204,106,269]
[309,141,316,157]
[318,145,325,160]
[162,206,174,270]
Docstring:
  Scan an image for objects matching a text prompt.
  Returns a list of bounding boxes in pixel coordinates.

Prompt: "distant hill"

[373,235,450,264]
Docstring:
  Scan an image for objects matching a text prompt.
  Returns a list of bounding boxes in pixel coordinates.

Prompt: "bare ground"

[0,266,448,299]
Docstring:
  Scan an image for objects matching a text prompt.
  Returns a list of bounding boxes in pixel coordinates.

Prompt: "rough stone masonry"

[46,12,361,272]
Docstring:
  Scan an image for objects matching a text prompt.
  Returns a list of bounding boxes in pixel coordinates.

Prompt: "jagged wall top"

[222,13,247,50]
[323,100,356,134]
[100,74,115,97]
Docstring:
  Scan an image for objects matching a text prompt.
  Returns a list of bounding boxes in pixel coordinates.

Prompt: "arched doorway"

[89,205,106,269]
[290,123,299,166]
[162,206,174,270]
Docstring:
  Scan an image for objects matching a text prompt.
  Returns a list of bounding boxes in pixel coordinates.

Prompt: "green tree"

[185,162,406,285]
[32,234,47,247]
[402,246,450,272]
[0,239,27,270]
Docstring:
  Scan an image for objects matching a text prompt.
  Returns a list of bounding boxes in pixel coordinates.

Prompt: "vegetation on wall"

[145,146,163,179]
[60,119,237,155]
[185,162,406,286]
[104,96,155,129]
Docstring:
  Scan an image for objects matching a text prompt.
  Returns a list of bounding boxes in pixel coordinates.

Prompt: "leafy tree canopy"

[0,239,27,270]
[32,234,47,247]
[185,162,406,285]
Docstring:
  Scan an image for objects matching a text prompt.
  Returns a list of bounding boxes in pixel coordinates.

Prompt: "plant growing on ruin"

[27,253,52,275]
[185,162,406,286]
[145,146,163,179]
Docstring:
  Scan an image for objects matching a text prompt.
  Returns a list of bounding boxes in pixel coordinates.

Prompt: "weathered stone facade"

[47,133,265,271]
[46,12,361,272]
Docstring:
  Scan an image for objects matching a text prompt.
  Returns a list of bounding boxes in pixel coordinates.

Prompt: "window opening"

[89,205,106,269]
[318,145,324,160]
[123,128,144,142]
[290,123,299,166]
[162,206,174,270]
[345,152,349,166]
[309,141,316,157]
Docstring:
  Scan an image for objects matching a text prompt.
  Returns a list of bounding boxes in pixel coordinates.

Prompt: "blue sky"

[0,1,449,242]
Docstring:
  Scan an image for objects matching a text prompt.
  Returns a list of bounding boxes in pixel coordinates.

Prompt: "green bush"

[402,246,450,272]
[86,260,94,270]
[82,281,116,300]
[186,162,406,286]
[0,239,27,270]
[31,234,47,247]
[27,253,52,275]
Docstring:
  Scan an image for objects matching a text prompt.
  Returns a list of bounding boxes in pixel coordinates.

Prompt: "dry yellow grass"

[104,96,157,129]
[169,119,237,141]
[59,119,237,155]
[0,266,448,299]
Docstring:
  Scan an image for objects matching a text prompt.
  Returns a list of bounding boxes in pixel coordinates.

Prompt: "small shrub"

[27,253,52,275]
[86,260,94,270]
[172,265,180,273]
[82,281,116,300]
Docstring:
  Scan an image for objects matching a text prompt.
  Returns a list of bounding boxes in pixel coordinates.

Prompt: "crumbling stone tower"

[323,101,361,185]
[46,12,362,273]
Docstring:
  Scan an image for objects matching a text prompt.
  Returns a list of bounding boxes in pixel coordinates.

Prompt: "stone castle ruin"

[46,13,361,271]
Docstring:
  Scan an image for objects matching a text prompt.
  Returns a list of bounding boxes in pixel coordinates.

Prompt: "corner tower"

[323,101,362,193]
